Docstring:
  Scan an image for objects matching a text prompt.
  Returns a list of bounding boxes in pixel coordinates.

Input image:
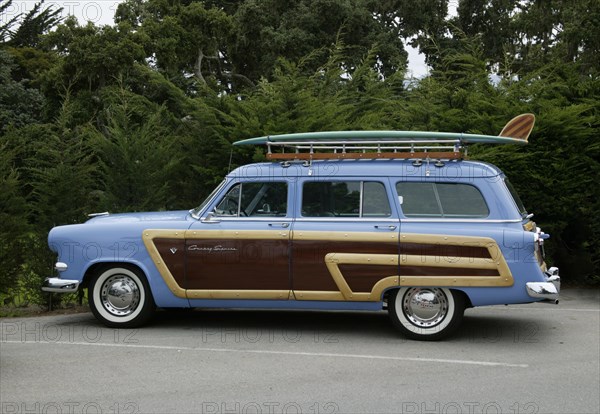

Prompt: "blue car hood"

[86,210,191,224]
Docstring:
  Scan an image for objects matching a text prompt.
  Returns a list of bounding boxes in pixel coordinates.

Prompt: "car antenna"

[227,148,233,173]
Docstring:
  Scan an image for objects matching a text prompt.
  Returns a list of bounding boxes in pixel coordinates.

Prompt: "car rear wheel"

[388,287,465,340]
[88,266,155,328]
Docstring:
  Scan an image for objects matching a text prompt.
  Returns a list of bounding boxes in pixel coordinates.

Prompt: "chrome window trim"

[190,179,228,220]
[401,218,522,223]
[294,218,399,223]
[210,180,290,219]
[206,217,294,222]
[396,181,491,219]
[208,217,518,223]
[359,181,364,217]
[301,180,392,219]
[210,217,398,223]
[502,177,529,220]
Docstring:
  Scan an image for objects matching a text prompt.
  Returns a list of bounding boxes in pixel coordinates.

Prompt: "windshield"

[190,180,226,219]
[504,178,528,218]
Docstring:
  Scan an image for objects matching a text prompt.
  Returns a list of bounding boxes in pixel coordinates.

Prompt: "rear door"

[291,179,400,302]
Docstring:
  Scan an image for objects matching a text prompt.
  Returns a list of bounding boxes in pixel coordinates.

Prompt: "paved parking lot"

[1,289,598,414]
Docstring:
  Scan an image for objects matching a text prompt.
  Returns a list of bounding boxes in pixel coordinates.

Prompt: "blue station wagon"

[43,114,560,340]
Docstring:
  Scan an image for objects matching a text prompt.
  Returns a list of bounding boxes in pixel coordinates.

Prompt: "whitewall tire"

[88,266,155,328]
[389,287,465,340]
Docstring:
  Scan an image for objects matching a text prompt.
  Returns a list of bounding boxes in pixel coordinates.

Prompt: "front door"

[186,180,292,300]
[291,179,400,302]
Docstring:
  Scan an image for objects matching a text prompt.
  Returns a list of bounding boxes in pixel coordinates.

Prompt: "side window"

[436,183,489,217]
[363,182,392,217]
[396,182,489,218]
[302,181,391,218]
[214,182,287,217]
[504,178,528,217]
[396,183,440,216]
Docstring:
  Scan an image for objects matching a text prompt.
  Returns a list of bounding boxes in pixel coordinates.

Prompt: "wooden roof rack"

[233,114,534,161]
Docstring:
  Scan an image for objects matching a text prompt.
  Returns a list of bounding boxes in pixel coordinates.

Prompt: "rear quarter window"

[396,182,489,218]
[504,178,528,217]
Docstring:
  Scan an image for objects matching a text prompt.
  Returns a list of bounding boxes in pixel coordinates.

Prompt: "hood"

[85,210,191,224]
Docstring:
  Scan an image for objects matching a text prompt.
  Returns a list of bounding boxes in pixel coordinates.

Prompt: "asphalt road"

[1,289,598,414]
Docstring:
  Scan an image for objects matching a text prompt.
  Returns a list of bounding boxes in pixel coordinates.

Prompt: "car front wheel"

[388,287,465,340]
[88,266,155,328]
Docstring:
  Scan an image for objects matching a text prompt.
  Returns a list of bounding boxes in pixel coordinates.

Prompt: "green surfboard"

[233,114,535,147]
[233,130,528,146]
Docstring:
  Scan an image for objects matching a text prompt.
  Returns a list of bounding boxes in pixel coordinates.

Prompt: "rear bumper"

[526,267,560,304]
[42,277,80,293]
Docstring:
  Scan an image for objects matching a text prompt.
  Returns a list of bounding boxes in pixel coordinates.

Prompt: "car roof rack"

[233,114,535,161]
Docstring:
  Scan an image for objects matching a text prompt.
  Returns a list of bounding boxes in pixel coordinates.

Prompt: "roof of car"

[228,159,503,179]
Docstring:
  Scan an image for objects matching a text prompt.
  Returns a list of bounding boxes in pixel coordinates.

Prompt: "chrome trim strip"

[210,217,400,223]
[359,181,364,217]
[206,217,294,222]
[401,218,522,223]
[87,211,109,217]
[198,215,518,224]
[294,218,399,223]
[42,278,79,293]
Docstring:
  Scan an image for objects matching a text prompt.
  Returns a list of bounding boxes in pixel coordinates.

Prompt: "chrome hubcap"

[402,288,449,327]
[101,275,140,316]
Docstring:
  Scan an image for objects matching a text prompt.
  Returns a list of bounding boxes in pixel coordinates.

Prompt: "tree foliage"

[0,0,598,305]
[8,0,63,48]
[0,49,45,133]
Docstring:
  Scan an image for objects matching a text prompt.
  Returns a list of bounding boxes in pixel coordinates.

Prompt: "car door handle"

[269,222,290,228]
[374,225,397,231]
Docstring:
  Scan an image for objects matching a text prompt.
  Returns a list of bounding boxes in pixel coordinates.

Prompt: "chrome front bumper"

[42,277,80,293]
[526,267,560,304]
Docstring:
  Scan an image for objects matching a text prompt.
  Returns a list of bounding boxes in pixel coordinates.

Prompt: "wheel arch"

[82,262,148,289]
[383,286,473,309]
[452,288,474,309]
